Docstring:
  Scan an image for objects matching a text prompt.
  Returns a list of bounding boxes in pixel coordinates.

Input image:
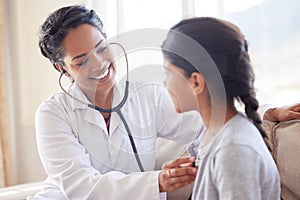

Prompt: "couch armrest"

[0,182,42,200]
[262,119,300,200]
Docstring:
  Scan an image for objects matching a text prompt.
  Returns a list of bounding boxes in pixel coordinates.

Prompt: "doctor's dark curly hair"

[162,17,269,148]
[38,5,106,71]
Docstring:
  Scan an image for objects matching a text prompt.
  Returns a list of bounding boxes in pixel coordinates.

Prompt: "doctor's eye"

[76,59,88,67]
[96,43,108,55]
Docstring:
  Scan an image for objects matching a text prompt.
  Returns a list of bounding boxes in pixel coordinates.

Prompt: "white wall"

[3,0,105,186]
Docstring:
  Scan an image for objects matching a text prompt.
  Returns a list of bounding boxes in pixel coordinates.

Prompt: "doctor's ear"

[188,72,206,95]
[54,62,70,76]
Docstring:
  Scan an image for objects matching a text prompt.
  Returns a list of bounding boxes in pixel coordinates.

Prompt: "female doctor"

[29,5,201,200]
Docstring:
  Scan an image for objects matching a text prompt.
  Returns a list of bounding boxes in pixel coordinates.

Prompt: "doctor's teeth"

[101,69,109,78]
[95,68,109,79]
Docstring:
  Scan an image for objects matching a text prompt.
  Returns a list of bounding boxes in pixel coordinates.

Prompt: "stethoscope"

[58,42,145,172]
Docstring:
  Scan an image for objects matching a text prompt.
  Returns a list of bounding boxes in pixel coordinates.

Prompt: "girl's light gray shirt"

[191,114,281,200]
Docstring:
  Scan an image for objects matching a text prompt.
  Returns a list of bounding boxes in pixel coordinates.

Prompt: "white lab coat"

[29,81,203,200]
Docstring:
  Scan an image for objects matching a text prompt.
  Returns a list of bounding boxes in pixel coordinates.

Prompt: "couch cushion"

[263,120,300,200]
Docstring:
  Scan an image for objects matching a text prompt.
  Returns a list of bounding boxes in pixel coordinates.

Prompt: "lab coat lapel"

[83,109,107,130]
[69,83,107,130]
[66,84,112,168]
[69,83,89,110]
[68,81,133,133]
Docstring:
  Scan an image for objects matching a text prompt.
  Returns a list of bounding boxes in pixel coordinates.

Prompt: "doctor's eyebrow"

[71,39,104,61]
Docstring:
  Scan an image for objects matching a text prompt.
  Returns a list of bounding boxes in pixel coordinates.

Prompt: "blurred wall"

[3,0,100,186]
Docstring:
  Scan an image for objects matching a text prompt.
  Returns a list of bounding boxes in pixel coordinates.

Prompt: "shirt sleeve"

[212,144,264,200]
[35,100,162,200]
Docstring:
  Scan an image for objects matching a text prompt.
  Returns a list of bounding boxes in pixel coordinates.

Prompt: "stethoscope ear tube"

[58,43,145,172]
[110,42,129,81]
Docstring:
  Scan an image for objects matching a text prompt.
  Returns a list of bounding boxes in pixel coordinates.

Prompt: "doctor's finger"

[170,174,196,184]
[163,157,195,168]
[288,110,300,120]
[160,168,195,185]
[169,167,197,177]
[167,178,195,192]
[291,103,300,111]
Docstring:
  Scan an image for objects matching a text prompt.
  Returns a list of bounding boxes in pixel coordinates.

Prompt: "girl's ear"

[188,72,206,95]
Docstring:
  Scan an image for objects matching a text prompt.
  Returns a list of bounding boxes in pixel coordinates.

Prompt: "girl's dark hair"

[38,5,106,71]
[162,17,268,145]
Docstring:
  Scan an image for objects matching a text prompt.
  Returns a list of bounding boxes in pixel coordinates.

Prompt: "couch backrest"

[262,120,300,200]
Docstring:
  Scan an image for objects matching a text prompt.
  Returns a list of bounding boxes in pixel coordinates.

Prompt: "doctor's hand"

[264,103,300,122]
[158,157,197,192]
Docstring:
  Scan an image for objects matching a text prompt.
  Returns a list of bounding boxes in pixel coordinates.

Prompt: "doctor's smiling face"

[60,24,116,98]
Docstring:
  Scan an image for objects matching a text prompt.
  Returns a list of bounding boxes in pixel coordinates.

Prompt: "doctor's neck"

[84,87,114,110]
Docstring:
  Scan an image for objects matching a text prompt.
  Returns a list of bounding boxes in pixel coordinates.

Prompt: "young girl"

[162,17,281,200]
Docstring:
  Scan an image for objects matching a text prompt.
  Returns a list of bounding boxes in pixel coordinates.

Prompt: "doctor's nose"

[89,53,109,70]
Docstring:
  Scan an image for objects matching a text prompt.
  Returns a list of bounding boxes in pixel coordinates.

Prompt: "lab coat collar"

[67,84,106,128]
[67,81,134,132]
[68,83,91,111]
[68,81,131,111]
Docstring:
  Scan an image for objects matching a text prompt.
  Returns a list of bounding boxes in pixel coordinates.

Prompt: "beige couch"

[0,182,42,200]
[262,119,300,200]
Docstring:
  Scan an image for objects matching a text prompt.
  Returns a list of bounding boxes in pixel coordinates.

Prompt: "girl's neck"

[198,101,237,147]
